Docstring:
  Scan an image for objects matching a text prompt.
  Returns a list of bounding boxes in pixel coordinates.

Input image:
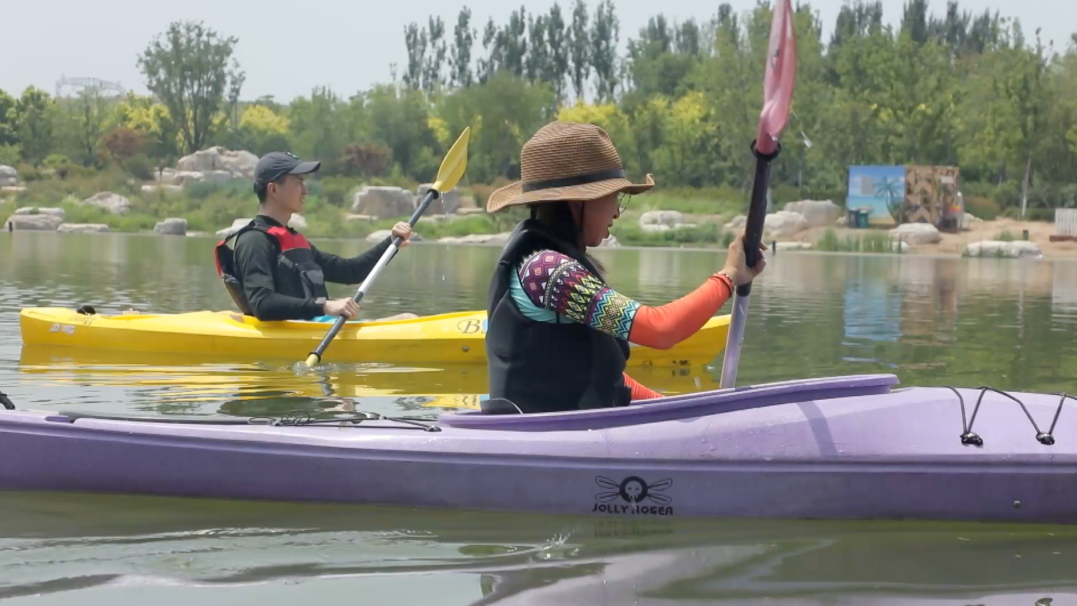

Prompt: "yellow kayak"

[19,307,730,367]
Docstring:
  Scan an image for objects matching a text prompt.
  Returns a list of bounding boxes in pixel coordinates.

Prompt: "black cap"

[253,152,321,192]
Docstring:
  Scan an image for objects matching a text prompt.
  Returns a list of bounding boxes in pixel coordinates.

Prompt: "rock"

[773,241,813,251]
[176,146,259,178]
[4,213,63,231]
[438,233,512,245]
[891,241,911,253]
[889,222,942,245]
[351,186,415,219]
[204,170,234,185]
[58,223,110,234]
[154,218,188,236]
[724,215,747,231]
[599,235,621,248]
[141,184,184,194]
[963,240,1044,259]
[784,200,842,228]
[0,164,16,187]
[641,224,672,233]
[763,211,809,239]
[458,206,484,215]
[836,216,848,227]
[80,191,131,215]
[345,214,375,222]
[288,214,307,229]
[14,207,65,219]
[458,195,479,210]
[961,212,983,229]
[215,218,254,238]
[365,229,423,243]
[417,184,461,215]
[1,185,27,195]
[639,210,684,228]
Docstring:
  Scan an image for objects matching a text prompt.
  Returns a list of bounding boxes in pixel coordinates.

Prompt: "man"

[215,151,413,322]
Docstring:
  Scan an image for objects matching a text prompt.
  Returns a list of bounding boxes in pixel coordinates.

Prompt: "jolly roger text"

[592,503,674,516]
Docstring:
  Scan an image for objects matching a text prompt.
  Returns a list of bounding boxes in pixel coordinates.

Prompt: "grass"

[611,222,736,248]
[996,230,1016,241]
[815,228,903,254]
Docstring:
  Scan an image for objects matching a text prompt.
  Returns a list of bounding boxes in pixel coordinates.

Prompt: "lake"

[2,231,1076,605]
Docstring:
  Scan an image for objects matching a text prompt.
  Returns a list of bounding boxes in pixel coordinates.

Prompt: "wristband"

[714,271,735,297]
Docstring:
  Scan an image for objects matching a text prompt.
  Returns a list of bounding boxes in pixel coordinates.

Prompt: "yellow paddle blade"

[431,127,471,193]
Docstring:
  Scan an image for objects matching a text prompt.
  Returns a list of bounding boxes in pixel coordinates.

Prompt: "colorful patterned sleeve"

[517,249,735,350]
[518,250,641,340]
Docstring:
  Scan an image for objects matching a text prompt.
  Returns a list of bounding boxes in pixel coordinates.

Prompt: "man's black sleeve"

[233,232,324,321]
[312,237,393,285]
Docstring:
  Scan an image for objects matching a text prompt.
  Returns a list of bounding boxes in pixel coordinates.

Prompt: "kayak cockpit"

[439,373,900,431]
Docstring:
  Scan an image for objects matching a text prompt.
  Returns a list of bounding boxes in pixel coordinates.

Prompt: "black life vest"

[485,219,631,414]
[214,221,330,317]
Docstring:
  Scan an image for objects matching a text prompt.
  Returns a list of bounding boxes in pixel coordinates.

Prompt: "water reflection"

[1,492,1075,605]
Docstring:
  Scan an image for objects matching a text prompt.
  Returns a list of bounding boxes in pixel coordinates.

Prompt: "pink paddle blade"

[755,0,797,155]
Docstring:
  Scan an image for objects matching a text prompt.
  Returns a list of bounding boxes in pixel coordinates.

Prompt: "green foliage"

[137,20,244,154]
[0,143,20,166]
[125,154,155,180]
[611,222,732,247]
[816,228,901,253]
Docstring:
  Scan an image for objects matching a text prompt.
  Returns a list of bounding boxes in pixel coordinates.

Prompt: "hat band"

[520,168,625,193]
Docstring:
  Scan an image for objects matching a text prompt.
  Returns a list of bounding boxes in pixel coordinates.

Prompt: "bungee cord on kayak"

[948,386,1074,446]
[0,390,13,411]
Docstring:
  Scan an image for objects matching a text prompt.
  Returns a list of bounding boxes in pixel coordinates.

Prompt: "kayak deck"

[1,374,1075,523]
[18,307,730,366]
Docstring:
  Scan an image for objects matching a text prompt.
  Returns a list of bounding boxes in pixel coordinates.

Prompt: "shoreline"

[6,223,1077,261]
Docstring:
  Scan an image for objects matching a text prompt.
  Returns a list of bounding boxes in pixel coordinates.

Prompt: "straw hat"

[485,121,655,213]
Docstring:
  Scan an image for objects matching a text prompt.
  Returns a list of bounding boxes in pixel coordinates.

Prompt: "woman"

[484,121,767,414]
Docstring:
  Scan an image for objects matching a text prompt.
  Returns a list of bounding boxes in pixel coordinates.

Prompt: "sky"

[0,0,1073,103]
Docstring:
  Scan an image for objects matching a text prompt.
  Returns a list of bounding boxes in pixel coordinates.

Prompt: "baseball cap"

[253,152,321,193]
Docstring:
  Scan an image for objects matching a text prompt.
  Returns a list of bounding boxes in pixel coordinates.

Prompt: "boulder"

[763,211,809,239]
[891,241,910,253]
[641,224,672,233]
[80,191,131,215]
[4,213,63,231]
[288,214,307,230]
[416,184,461,215]
[351,186,415,219]
[961,212,983,229]
[365,229,423,243]
[458,195,479,210]
[773,241,813,251]
[438,233,512,245]
[345,214,375,222]
[599,235,620,248]
[963,240,1043,259]
[215,218,254,238]
[14,207,65,219]
[724,215,747,231]
[835,216,848,227]
[176,146,259,178]
[58,223,110,234]
[0,164,16,187]
[889,222,942,245]
[204,170,234,185]
[141,184,184,194]
[784,200,842,228]
[154,218,188,236]
[1,185,27,195]
[639,210,684,228]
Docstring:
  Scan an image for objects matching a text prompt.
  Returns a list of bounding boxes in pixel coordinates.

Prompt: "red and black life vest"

[214,221,330,317]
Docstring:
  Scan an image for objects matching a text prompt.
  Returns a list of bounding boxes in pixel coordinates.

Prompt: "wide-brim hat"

[486,121,655,213]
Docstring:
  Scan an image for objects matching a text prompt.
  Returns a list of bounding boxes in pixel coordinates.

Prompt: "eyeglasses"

[618,193,632,215]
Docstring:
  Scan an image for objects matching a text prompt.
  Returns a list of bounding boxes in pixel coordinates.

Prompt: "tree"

[339,142,394,178]
[449,7,476,88]
[546,4,570,101]
[238,105,290,156]
[8,87,55,165]
[101,127,147,167]
[137,21,243,155]
[424,17,448,91]
[590,0,620,102]
[403,22,427,90]
[0,89,16,147]
[568,0,591,101]
[56,86,110,167]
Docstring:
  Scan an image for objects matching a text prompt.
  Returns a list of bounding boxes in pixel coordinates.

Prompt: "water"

[2,231,1076,604]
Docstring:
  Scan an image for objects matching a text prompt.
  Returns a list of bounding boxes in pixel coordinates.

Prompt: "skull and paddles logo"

[593,475,673,516]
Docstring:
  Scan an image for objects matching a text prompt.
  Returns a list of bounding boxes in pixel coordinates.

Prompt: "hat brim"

[486,174,655,213]
[288,160,321,175]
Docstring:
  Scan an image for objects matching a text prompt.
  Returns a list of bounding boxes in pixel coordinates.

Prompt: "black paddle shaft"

[307,189,440,362]
[737,140,782,298]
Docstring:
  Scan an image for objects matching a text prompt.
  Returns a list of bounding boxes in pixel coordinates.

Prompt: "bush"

[611,223,732,247]
[815,228,900,253]
[0,144,21,167]
[317,176,358,207]
[963,195,1000,220]
[125,154,156,181]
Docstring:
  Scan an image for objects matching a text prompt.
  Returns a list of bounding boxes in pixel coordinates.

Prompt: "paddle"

[301,127,472,369]
[718,0,797,389]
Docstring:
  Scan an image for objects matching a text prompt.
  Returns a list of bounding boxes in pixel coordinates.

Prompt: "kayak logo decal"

[457,318,488,335]
[592,476,673,516]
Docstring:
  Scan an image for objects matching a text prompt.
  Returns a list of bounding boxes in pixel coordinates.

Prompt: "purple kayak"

[1,373,1075,524]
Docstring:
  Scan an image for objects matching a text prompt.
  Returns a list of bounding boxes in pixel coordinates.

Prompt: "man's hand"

[322,297,359,320]
[392,222,413,247]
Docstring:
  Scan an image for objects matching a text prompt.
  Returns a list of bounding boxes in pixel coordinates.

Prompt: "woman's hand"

[392,222,413,247]
[721,232,768,287]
